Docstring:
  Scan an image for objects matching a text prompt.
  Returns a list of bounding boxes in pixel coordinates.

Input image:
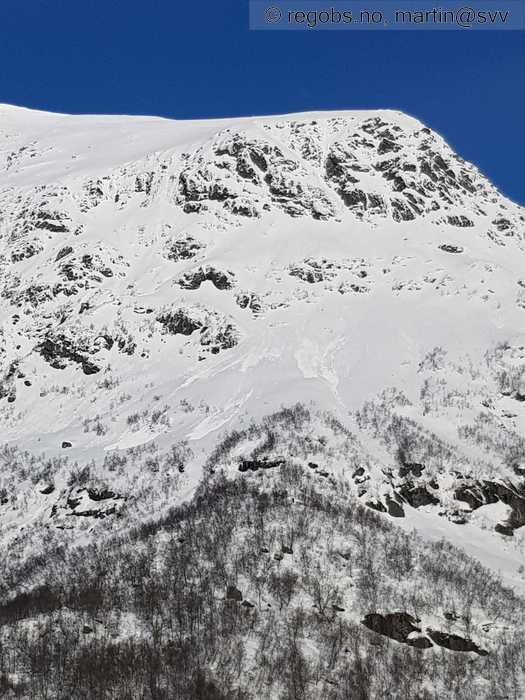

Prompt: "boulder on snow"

[426,629,488,656]
[362,612,432,649]
[226,585,243,602]
[439,243,464,254]
[386,496,405,518]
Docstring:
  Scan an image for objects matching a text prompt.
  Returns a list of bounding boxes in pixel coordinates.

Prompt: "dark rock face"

[165,236,205,262]
[178,266,235,291]
[377,138,401,155]
[366,500,387,514]
[50,248,121,299]
[398,484,439,508]
[362,615,486,655]
[238,459,284,473]
[495,523,514,537]
[391,198,416,222]
[454,483,488,511]
[426,629,488,656]
[54,486,123,523]
[409,636,435,650]
[34,209,70,233]
[454,480,525,534]
[55,246,73,262]
[38,337,101,375]
[87,488,117,502]
[69,506,116,519]
[386,496,405,518]
[226,585,242,602]
[492,217,513,233]
[399,463,425,478]
[178,131,333,221]
[11,239,43,263]
[447,215,474,227]
[344,190,387,218]
[61,441,72,449]
[200,323,238,355]
[362,612,432,649]
[157,310,202,336]
[224,199,259,218]
[157,308,238,355]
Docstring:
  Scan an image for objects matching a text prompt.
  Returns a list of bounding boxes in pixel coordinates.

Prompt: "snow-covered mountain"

[1,103,525,698]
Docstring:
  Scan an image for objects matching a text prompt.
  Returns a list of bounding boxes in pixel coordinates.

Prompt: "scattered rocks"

[362,613,486,653]
[398,463,425,478]
[157,307,239,356]
[236,292,263,315]
[289,258,338,284]
[38,336,101,375]
[164,235,205,262]
[157,309,202,336]
[492,217,513,233]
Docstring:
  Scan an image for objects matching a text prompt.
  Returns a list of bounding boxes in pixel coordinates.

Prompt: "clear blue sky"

[0,0,523,204]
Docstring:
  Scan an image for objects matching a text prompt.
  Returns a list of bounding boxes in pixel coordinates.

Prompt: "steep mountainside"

[0,104,524,698]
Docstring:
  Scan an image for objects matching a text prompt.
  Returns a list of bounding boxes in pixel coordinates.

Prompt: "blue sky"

[0,0,523,204]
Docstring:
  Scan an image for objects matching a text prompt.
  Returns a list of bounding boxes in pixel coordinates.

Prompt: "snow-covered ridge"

[0,103,524,592]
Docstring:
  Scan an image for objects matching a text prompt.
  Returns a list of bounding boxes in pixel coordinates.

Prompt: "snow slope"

[0,103,524,592]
